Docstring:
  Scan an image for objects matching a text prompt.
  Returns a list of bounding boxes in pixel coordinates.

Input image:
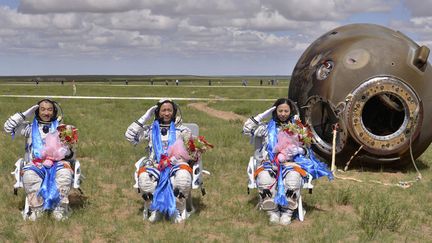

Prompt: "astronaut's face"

[159,102,174,124]
[39,101,54,122]
[276,103,291,123]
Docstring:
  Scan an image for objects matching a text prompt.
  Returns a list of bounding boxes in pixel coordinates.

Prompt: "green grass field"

[0,82,431,242]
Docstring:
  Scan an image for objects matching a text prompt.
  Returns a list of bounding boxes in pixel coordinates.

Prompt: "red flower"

[188,138,196,152]
[57,124,66,132]
[73,133,78,143]
[183,135,214,163]
[198,136,214,148]
[57,124,78,146]
[295,119,304,127]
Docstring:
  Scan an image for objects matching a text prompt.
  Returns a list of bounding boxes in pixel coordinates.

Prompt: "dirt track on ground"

[187,102,247,121]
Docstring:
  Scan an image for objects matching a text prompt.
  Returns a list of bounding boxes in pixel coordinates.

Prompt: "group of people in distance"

[4,97,332,225]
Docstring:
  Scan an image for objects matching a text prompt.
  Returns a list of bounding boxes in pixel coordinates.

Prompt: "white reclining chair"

[12,157,83,219]
[133,123,207,220]
[246,136,313,221]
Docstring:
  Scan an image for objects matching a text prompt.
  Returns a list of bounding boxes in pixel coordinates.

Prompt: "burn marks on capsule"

[344,49,370,70]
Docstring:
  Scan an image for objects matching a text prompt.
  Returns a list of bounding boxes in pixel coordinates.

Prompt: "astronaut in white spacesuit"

[126,99,192,223]
[243,98,305,225]
[4,99,76,221]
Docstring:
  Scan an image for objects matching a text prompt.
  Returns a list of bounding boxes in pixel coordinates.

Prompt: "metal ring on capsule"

[345,76,421,155]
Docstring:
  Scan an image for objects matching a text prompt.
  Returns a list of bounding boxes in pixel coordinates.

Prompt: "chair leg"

[22,197,30,220]
[297,195,305,221]
[143,207,149,220]
[186,192,195,215]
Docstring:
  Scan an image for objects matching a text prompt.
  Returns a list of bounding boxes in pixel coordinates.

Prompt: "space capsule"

[288,24,432,166]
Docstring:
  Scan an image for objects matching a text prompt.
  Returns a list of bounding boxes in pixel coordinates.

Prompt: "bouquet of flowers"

[167,136,214,164]
[274,130,304,162]
[57,124,78,148]
[41,131,68,167]
[280,117,313,147]
[186,136,214,162]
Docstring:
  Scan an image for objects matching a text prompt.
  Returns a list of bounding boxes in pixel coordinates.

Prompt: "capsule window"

[316,60,334,80]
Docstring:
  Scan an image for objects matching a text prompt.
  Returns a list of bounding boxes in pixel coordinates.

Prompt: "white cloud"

[231,7,300,31]
[18,0,140,13]
[390,17,432,48]
[106,9,177,31]
[403,0,432,17]
[1,0,430,75]
[0,7,50,29]
[8,2,303,57]
[0,6,163,57]
[51,13,81,29]
[18,0,261,16]
[263,0,394,21]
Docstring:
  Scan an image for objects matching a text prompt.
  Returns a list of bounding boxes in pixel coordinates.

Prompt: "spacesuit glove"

[22,105,40,118]
[125,122,143,145]
[253,106,276,123]
[137,105,158,125]
[4,114,23,134]
[4,105,38,134]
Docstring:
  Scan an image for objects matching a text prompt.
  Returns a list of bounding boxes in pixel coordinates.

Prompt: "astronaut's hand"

[22,105,39,118]
[254,106,276,122]
[125,121,143,145]
[4,104,38,134]
[137,105,158,124]
[4,114,23,134]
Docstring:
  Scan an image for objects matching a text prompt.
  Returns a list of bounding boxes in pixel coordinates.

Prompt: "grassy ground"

[0,82,288,99]
[0,83,431,242]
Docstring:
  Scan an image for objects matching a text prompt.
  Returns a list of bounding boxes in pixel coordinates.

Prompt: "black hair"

[154,99,178,123]
[35,99,58,122]
[272,98,299,123]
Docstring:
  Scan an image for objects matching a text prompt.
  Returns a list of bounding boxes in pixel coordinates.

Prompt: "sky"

[0,0,431,76]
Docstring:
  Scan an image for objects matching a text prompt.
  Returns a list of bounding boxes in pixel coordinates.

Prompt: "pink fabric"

[41,131,68,167]
[274,130,303,162]
[168,138,191,161]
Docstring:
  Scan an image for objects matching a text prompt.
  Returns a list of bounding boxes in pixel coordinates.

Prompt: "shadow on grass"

[69,188,89,209]
[188,194,207,215]
[246,193,259,209]
[302,201,327,214]
[246,190,327,216]
[136,193,208,216]
[407,159,429,171]
[340,158,429,173]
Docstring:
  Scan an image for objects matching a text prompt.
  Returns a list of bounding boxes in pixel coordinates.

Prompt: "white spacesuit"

[243,99,306,225]
[125,99,192,223]
[4,99,75,221]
